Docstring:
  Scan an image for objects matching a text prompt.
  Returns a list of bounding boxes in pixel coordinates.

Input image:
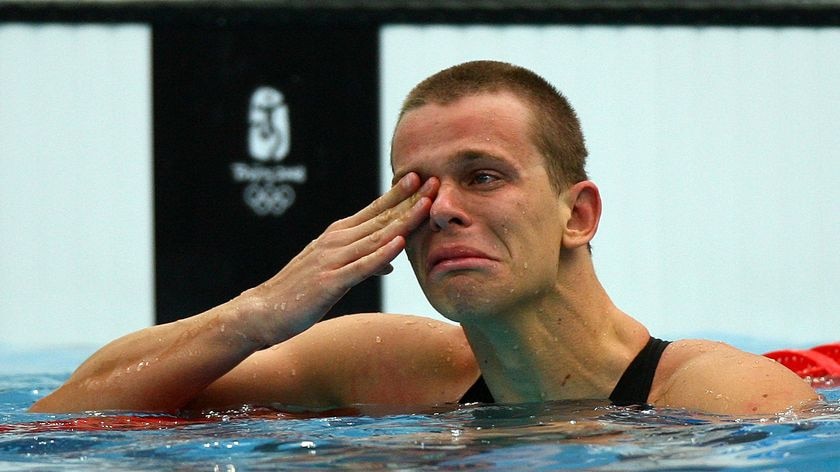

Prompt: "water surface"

[2,371,839,471]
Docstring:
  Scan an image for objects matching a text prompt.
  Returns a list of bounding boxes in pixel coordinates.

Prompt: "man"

[31,61,818,415]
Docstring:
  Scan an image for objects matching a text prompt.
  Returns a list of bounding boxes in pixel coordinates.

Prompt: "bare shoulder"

[306,312,469,348]
[650,339,819,415]
[188,313,478,411]
[300,313,475,370]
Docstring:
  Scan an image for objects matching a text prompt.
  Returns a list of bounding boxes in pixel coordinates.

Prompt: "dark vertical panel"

[153,25,380,324]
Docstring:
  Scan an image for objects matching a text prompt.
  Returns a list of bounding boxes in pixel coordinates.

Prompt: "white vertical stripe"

[0,24,153,349]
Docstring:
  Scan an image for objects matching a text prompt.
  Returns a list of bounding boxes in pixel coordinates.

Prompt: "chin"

[425,287,501,323]
[420,269,519,318]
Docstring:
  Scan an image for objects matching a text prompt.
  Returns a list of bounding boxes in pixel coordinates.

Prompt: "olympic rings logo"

[243,181,296,216]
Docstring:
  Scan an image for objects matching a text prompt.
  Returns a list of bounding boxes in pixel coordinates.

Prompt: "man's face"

[391,91,566,321]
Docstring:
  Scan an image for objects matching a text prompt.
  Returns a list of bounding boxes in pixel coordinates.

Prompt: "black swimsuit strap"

[460,336,671,406]
[609,336,671,406]
[459,375,495,404]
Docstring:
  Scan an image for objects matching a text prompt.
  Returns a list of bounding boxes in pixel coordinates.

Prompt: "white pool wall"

[0,24,154,349]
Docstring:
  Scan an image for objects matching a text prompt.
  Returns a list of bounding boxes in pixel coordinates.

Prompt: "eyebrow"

[391,150,512,187]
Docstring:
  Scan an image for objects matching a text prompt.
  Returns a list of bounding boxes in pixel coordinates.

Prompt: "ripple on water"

[2,372,840,470]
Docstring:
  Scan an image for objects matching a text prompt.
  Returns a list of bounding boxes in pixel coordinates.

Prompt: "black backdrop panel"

[153,26,380,324]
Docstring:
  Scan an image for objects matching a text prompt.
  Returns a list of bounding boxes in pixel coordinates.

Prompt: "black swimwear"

[459,374,495,404]
[460,336,671,406]
[609,336,671,406]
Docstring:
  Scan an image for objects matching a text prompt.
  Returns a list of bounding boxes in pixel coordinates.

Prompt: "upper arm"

[652,340,820,415]
[186,313,479,411]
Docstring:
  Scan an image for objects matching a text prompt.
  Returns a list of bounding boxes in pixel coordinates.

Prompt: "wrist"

[226,286,301,348]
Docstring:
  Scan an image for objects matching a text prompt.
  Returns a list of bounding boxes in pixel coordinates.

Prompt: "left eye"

[472,172,498,185]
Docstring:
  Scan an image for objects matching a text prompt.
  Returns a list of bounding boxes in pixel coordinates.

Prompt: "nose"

[429,182,470,231]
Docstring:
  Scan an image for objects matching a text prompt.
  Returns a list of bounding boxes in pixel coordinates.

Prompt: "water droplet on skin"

[295,293,304,301]
[220,324,225,332]
[281,302,287,311]
[523,262,528,269]
[291,369,297,377]
[375,336,382,343]
[273,304,278,310]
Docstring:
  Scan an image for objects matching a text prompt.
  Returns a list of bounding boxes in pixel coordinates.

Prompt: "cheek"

[404,234,425,273]
[510,201,562,259]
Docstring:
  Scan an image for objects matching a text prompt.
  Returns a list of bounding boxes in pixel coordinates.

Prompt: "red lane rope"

[765,342,840,378]
[2,407,363,434]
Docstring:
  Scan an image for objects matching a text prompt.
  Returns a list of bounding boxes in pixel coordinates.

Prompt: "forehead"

[391,92,538,177]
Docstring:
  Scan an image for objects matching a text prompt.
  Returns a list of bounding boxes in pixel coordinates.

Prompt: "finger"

[334,194,432,268]
[333,177,438,248]
[373,263,394,276]
[305,177,436,277]
[294,193,429,279]
[334,236,406,287]
[337,172,422,229]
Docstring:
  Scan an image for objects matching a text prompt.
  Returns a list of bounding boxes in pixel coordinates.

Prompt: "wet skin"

[392,91,567,321]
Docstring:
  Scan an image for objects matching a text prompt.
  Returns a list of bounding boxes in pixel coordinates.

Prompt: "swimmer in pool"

[30,61,819,415]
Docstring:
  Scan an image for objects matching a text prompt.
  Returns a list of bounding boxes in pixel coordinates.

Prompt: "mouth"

[426,246,497,275]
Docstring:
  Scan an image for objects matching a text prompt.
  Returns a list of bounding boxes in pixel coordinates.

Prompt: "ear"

[561,181,602,250]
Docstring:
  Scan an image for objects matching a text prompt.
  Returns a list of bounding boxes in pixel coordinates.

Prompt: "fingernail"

[400,173,415,190]
[419,178,435,192]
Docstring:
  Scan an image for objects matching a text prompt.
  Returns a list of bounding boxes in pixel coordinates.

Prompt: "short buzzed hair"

[396,60,589,192]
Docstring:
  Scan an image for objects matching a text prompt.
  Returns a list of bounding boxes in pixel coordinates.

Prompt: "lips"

[426,246,496,274]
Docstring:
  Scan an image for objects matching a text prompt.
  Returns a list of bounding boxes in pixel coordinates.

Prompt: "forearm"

[30,172,437,414]
[30,294,276,413]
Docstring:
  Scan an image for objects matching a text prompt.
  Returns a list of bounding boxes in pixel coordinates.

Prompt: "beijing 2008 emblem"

[230,86,307,217]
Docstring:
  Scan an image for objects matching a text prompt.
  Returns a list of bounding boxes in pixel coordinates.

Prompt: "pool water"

[1,356,839,470]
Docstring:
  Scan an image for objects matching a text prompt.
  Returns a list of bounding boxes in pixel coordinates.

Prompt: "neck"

[460,259,649,403]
